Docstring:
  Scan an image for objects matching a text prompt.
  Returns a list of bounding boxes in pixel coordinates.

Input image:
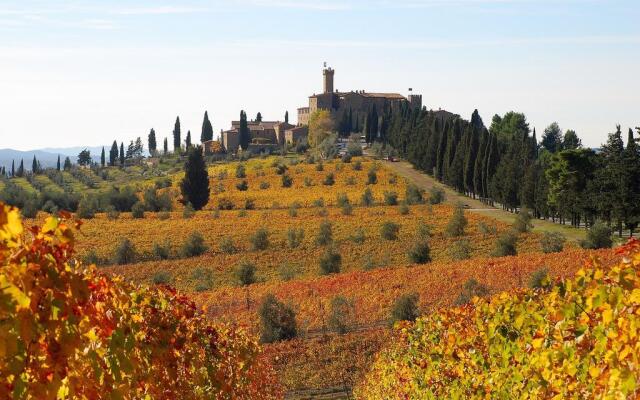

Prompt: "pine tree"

[541,122,563,153]
[185,130,192,149]
[201,111,213,142]
[180,146,210,210]
[173,116,181,152]
[148,128,157,155]
[56,155,61,171]
[163,137,168,155]
[110,141,118,166]
[119,142,125,165]
[239,111,250,151]
[78,149,91,166]
[256,112,262,122]
[100,147,106,167]
[284,111,289,124]
[562,129,582,150]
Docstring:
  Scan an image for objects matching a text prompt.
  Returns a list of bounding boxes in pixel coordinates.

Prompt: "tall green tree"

[623,128,640,235]
[56,155,61,171]
[119,142,125,165]
[200,111,213,142]
[173,116,181,152]
[541,122,563,153]
[100,147,106,167]
[109,141,118,166]
[11,160,15,177]
[180,146,210,210]
[239,110,250,151]
[284,111,289,124]
[255,112,262,122]
[562,129,581,149]
[63,157,71,171]
[78,149,91,166]
[148,128,157,155]
[185,130,192,149]
[31,156,38,174]
[163,137,168,155]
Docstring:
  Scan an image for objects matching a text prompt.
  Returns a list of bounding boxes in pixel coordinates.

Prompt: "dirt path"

[381,159,587,242]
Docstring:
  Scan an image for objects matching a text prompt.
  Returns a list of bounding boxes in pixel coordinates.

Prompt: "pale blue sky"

[1,0,638,150]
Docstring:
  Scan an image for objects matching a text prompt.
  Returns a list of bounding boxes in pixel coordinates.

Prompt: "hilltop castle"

[297,66,422,128]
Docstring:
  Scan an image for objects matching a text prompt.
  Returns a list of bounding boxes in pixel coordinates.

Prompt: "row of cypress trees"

[381,102,640,235]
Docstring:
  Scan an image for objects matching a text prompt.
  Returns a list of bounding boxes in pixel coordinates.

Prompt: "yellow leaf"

[589,366,600,378]
[0,275,30,310]
[602,308,613,325]
[532,338,544,349]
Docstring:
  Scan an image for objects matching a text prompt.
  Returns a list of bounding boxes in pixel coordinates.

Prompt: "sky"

[0,0,639,150]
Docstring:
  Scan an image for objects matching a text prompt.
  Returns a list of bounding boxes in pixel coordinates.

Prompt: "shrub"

[528,267,552,290]
[217,198,234,210]
[113,238,136,265]
[445,203,467,237]
[154,177,172,189]
[341,202,353,216]
[281,174,293,188]
[219,236,237,254]
[287,227,304,249]
[275,163,288,175]
[367,169,378,185]
[416,220,433,240]
[581,222,613,249]
[405,184,424,205]
[349,228,366,244]
[152,240,171,260]
[398,202,409,215]
[158,211,170,220]
[336,193,350,208]
[389,293,419,326]
[259,294,297,343]
[235,261,257,286]
[540,231,566,253]
[235,164,246,178]
[454,279,490,305]
[352,160,362,171]
[478,221,497,236]
[76,196,98,219]
[341,153,352,163]
[191,268,213,292]
[319,247,341,275]
[250,228,269,251]
[381,221,400,240]
[388,174,398,184]
[429,186,446,204]
[316,220,333,246]
[259,181,270,190]
[143,187,173,212]
[407,241,431,264]
[20,199,39,218]
[217,169,228,180]
[315,162,324,172]
[236,180,248,191]
[347,142,363,157]
[323,173,335,186]
[513,207,533,233]
[383,191,398,206]
[312,198,325,208]
[493,232,518,257]
[131,201,145,219]
[345,176,357,186]
[181,232,208,257]
[278,262,299,281]
[82,249,101,266]
[152,271,171,285]
[105,205,120,220]
[183,202,196,218]
[328,296,354,334]
[303,177,313,187]
[360,188,374,206]
[450,239,472,260]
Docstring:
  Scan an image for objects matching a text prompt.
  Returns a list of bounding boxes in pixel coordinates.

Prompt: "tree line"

[376,103,639,235]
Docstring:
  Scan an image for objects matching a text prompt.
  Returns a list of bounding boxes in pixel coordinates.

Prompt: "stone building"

[297,66,422,129]
[220,120,295,153]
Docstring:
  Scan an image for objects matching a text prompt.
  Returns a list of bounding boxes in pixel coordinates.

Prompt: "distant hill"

[0,146,107,171]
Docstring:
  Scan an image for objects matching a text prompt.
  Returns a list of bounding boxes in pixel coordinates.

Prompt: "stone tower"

[323,67,334,94]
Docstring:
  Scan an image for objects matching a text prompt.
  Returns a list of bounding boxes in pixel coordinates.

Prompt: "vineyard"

[2,154,628,398]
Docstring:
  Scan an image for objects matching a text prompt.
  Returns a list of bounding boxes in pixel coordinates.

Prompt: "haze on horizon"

[1,0,639,151]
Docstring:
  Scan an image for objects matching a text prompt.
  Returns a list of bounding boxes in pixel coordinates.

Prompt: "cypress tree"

[11,160,15,176]
[100,147,106,167]
[32,156,38,174]
[163,137,168,155]
[623,128,640,236]
[186,130,192,149]
[17,160,24,177]
[363,109,370,143]
[239,110,250,151]
[119,142,125,165]
[256,112,262,122]
[284,111,289,124]
[201,111,213,142]
[63,157,71,171]
[110,141,118,166]
[180,145,210,210]
[173,116,181,152]
[56,155,61,171]
[148,128,157,155]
